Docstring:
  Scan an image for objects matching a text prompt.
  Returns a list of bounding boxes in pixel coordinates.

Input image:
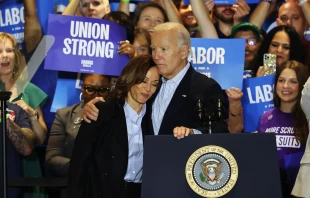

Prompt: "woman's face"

[82,74,111,104]
[133,37,150,57]
[179,1,197,27]
[80,0,110,19]
[128,66,160,105]
[136,7,165,35]
[276,68,299,104]
[0,38,15,77]
[268,31,290,67]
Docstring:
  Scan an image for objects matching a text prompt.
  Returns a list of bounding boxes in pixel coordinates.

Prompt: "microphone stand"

[0,91,12,198]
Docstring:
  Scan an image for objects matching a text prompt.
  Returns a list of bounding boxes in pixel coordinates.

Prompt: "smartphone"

[263,54,277,76]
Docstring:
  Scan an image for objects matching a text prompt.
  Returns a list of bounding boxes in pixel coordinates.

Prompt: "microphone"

[196,99,204,121]
[217,99,222,119]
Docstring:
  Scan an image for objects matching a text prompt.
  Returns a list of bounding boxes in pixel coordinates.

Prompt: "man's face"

[234,30,260,68]
[80,0,110,19]
[214,5,234,24]
[277,2,306,38]
[151,30,188,80]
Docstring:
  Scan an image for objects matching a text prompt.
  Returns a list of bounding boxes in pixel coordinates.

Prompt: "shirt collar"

[124,101,146,122]
[161,62,191,85]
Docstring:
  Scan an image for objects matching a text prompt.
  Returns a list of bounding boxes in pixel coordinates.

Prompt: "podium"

[141,133,282,198]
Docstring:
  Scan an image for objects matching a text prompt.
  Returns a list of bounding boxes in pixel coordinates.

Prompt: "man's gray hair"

[154,22,191,49]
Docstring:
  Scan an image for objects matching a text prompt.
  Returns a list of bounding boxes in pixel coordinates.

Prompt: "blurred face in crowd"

[214,5,234,24]
[80,0,110,19]
[82,74,111,104]
[268,31,290,67]
[234,30,260,69]
[136,7,165,35]
[151,29,189,80]
[179,1,197,27]
[277,2,307,38]
[0,38,15,77]
[128,66,159,105]
[276,68,299,105]
[133,35,151,57]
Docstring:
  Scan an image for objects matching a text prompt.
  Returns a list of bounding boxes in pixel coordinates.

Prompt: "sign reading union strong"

[185,145,238,197]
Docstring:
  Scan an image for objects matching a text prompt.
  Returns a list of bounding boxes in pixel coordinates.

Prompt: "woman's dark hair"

[106,54,158,101]
[274,60,309,143]
[103,11,134,43]
[249,25,304,76]
[133,2,169,26]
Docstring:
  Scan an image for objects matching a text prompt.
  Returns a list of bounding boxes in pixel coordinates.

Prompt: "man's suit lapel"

[112,102,128,157]
[158,66,194,134]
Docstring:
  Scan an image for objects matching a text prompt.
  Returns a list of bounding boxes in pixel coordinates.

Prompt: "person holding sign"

[67,55,160,198]
[258,61,309,198]
[292,75,310,197]
[63,0,111,18]
[250,25,305,77]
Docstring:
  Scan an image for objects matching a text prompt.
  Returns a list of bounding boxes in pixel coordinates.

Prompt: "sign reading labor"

[44,14,129,76]
[242,74,275,132]
[189,38,244,89]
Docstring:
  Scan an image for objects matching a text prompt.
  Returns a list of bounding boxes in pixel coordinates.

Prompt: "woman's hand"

[118,40,135,58]
[14,100,36,117]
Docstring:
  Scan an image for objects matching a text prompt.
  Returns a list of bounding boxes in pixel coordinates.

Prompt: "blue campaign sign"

[50,72,82,112]
[189,38,244,90]
[242,74,275,132]
[0,3,25,49]
[44,14,130,76]
[183,0,259,5]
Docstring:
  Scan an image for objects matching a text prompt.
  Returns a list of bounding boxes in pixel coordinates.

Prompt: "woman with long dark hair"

[250,25,305,77]
[258,60,309,197]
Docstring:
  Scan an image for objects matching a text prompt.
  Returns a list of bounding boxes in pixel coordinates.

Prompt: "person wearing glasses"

[45,74,111,198]
[230,22,262,78]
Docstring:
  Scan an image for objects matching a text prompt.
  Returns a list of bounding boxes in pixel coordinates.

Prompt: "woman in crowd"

[63,0,110,18]
[258,60,309,198]
[0,32,48,197]
[103,11,136,58]
[46,74,111,198]
[250,25,305,77]
[133,3,169,36]
[292,75,310,197]
[0,32,48,144]
[67,55,160,198]
[133,28,151,56]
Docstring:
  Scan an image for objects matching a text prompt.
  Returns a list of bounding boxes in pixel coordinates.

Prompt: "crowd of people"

[1,0,310,197]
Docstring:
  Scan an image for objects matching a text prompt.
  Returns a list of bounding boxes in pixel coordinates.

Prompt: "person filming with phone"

[249,25,305,77]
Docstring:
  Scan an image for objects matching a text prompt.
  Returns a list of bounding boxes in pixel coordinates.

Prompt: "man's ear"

[106,5,111,14]
[181,45,189,60]
[276,18,281,26]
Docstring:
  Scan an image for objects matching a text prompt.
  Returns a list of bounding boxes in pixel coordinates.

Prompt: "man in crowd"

[212,0,250,38]
[230,22,261,75]
[83,22,229,136]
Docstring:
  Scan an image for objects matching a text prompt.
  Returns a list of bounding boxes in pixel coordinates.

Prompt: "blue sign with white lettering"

[189,38,244,90]
[45,14,129,75]
[242,74,275,132]
[0,3,25,50]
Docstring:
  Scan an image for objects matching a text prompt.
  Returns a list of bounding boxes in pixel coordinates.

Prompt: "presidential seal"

[185,145,238,198]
